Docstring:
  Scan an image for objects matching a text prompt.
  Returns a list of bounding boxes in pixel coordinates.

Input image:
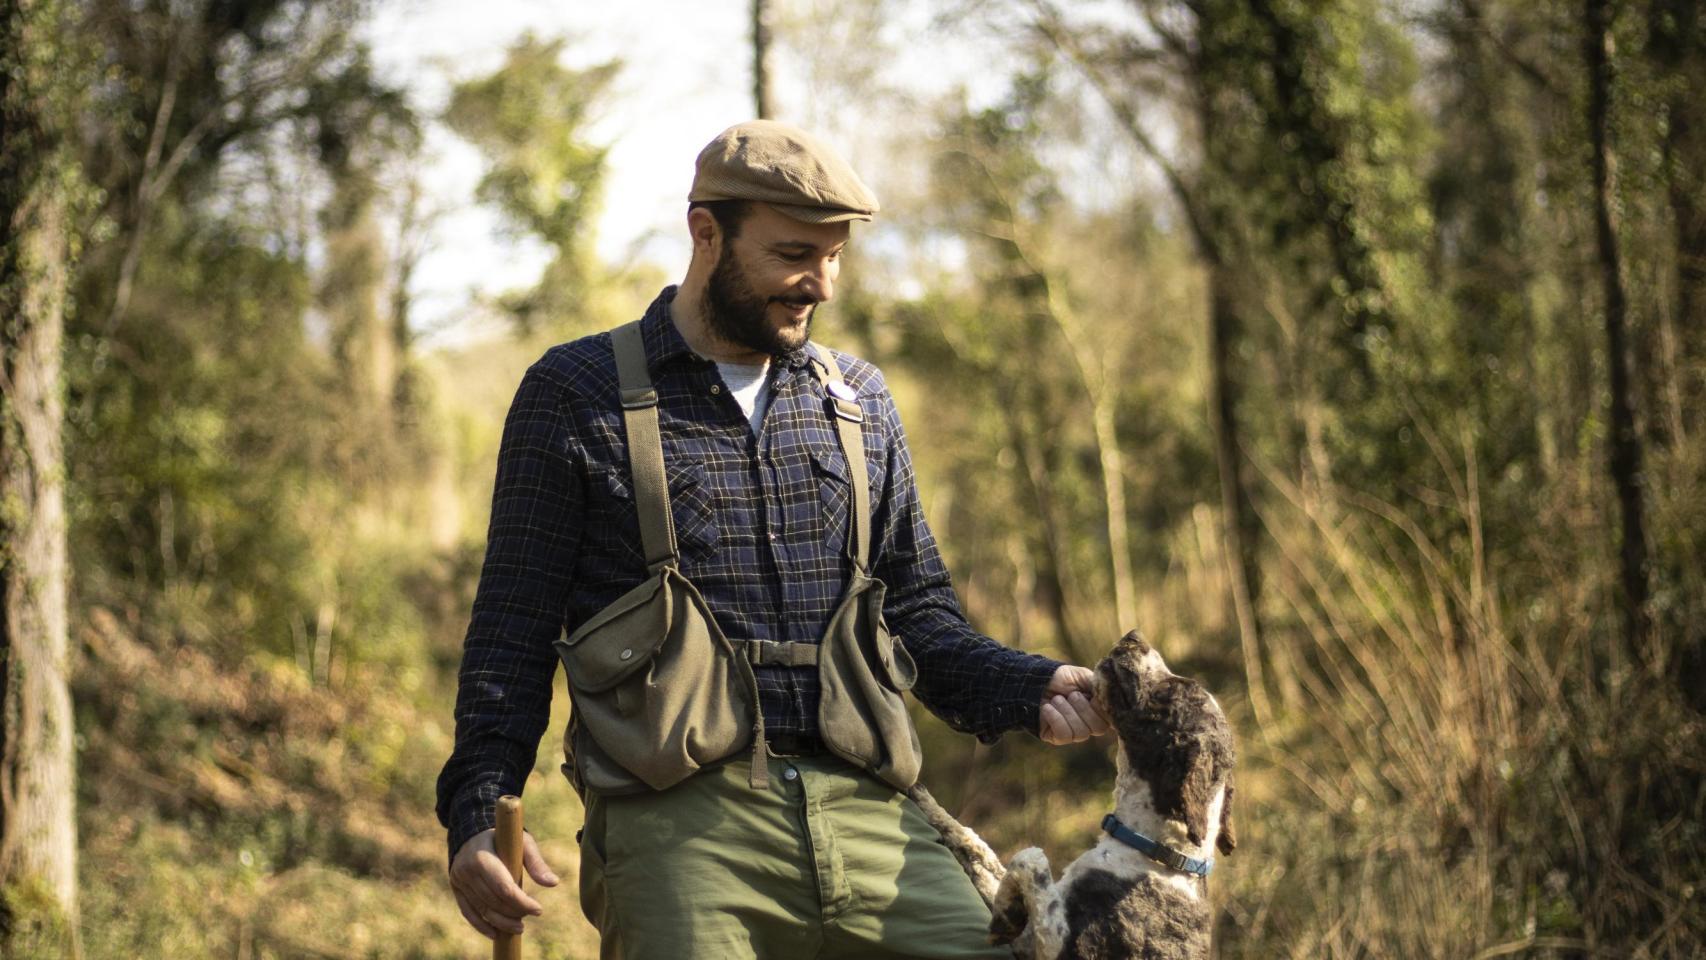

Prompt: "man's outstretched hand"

[450,826,560,940]
[1039,664,1113,745]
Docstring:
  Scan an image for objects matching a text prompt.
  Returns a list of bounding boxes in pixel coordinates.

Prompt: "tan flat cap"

[689,120,880,223]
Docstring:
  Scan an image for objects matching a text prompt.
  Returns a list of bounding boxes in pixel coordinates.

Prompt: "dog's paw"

[988,900,1029,945]
[990,847,1052,946]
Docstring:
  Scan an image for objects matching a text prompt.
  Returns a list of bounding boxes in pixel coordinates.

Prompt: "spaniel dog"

[910,631,1237,960]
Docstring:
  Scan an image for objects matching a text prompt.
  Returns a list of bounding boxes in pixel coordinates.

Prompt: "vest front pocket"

[875,619,917,692]
[816,573,924,790]
[555,568,753,793]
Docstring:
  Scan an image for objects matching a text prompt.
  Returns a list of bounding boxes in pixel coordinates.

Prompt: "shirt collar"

[639,285,818,375]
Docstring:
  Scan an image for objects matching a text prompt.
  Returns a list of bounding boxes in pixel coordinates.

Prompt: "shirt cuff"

[444,781,508,870]
[975,653,1064,745]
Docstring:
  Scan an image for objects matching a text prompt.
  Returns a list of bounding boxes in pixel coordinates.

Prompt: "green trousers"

[576,752,1012,959]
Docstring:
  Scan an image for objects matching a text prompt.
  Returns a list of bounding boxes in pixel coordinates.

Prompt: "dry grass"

[72,603,603,959]
[1196,440,1706,958]
[916,427,1704,959]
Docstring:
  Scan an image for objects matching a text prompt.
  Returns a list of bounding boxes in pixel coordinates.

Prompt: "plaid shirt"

[435,286,1062,861]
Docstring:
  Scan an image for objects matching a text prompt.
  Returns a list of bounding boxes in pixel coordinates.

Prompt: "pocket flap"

[602,467,633,501]
[556,571,673,693]
[602,460,706,501]
[878,627,918,692]
[809,445,849,483]
[669,458,707,494]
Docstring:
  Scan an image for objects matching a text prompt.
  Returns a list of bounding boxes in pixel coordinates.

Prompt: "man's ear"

[687,206,722,258]
[1215,774,1237,856]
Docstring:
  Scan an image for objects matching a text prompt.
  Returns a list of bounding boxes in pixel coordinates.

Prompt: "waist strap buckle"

[744,639,821,667]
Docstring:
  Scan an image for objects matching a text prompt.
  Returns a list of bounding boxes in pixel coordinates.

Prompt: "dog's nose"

[1118,629,1152,655]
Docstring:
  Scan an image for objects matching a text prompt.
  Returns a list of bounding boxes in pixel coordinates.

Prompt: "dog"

[909,631,1237,960]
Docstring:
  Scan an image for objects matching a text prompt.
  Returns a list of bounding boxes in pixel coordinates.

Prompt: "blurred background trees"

[0,0,1701,956]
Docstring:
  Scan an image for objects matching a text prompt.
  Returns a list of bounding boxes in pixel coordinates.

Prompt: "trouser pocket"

[577,794,610,931]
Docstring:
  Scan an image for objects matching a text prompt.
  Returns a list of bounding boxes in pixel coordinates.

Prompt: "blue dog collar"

[1101,813,1214,878]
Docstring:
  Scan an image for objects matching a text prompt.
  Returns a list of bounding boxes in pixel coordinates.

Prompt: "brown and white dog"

[910,631,1237,960]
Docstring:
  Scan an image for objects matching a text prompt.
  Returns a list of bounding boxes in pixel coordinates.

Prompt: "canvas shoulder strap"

[810,345,873,574]
[610,321,677,572]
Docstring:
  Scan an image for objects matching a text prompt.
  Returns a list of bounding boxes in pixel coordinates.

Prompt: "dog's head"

[1094,630,1238,856]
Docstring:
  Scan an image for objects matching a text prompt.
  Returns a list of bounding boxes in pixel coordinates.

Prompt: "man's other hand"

[450,826,560,940]
[1039,664,1113,744]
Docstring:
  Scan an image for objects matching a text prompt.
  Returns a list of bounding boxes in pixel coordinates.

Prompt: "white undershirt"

[715,359,774,435]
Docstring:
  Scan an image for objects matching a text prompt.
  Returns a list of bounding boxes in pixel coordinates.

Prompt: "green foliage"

[305,43,421,181]
[0,0,103,372]
[445,34,619,332]
[66,206,324,654]
[848,69,1222,664]
[0,875,75,959]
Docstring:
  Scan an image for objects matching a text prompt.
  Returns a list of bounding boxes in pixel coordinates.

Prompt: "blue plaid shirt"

[435,286,1062,861]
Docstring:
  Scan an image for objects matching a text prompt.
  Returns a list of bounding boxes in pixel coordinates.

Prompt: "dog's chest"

[1055,867,1210,960]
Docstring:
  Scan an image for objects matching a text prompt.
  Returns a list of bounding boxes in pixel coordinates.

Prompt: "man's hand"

[450,827,560,940]
[1039,664,1112,745]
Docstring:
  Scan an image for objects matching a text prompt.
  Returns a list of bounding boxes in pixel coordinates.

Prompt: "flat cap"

[689,120,880,224]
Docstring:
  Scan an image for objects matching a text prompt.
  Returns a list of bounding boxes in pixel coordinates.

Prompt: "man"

[436,120,1111,958]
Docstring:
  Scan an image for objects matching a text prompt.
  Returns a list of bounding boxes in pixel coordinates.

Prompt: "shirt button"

[783,767,799,781]
[767,531,778,542]
[710,384,722,395]
[619,648,633,660]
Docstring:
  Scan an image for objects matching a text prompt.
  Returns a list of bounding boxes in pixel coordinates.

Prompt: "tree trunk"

[1246,0,1389,389]
[1650,0,1706,442]
[1671,132,1706,441]
[752,0,773,119]
[1206,262,1273,728]
[1006,409,1086,663]
[1585,0,1654,664]
[322,175,394,420]
[1190,17,1273,726]
[1648,0,1706,696]
[1090,400,1138,632]
[993,210,1139,636]
[1032,8,1272,718]
[1,0,80,938]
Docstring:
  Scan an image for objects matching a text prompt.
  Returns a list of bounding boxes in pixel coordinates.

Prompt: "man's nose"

[800,259,835,302]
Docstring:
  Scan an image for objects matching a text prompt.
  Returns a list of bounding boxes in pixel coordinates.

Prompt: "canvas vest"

[553,320,924,796]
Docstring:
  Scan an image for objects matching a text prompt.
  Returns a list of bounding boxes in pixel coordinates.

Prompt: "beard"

[702,244,816,357]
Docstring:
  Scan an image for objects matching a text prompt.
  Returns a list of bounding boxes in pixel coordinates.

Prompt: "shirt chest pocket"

[601,459,720,567]
[810,445,853,557]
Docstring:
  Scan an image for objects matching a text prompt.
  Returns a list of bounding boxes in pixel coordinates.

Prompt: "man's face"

[701,203,850,357]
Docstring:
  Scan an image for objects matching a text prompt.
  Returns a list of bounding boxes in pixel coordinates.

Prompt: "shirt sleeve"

[868,385,1061,744]
[434,359,584,867]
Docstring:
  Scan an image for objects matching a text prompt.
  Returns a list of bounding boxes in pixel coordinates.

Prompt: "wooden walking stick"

[495,795,524,960]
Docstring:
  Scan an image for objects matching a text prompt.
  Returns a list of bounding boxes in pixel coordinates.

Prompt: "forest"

[2,0,1703,956]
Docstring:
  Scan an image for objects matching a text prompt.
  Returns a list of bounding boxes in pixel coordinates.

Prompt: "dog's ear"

[1179,745,1217,846]
[1216,774,1237,856]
